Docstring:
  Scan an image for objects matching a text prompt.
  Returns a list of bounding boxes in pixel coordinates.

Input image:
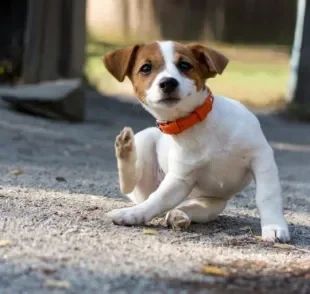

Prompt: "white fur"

[108,41,290,243]
[144,41,206,121]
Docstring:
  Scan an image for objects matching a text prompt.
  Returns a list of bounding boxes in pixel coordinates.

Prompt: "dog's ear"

[102,45,141,82]
[187,44,229,78]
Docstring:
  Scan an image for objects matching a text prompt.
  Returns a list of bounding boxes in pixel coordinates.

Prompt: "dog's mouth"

[157,96,181,106]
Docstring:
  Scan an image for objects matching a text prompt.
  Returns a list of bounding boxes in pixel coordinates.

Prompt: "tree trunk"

[287,0,310,119]
[1,0,86,122]
[23,0,86,83]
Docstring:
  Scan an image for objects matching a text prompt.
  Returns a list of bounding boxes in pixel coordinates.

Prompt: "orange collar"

[156,89,214,135]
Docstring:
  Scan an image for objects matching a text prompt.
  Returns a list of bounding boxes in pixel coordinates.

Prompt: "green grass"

[208,61,289,108]
[85,39,290,110]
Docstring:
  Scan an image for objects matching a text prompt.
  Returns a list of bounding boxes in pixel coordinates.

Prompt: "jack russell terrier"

[102,41,290,243]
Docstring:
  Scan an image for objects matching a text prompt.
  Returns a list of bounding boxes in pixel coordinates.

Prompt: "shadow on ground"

[1,191,310,294]
[2,261,309,294]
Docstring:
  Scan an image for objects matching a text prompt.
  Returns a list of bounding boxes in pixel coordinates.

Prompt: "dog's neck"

[143,88,209,123]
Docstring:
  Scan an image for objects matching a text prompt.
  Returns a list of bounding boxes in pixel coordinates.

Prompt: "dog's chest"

[157,134,252,196]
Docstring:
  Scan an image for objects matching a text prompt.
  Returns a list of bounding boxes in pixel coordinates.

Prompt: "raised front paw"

[262,224,290,243]
[115,127,135,160]
[107,207,149,226]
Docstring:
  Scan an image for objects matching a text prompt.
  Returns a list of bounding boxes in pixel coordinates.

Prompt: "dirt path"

[0,90,309,293]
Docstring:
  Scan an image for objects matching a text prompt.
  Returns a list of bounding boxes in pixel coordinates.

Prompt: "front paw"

[262,224,290,243]
[115,127,136,160]
[107,207,149,226]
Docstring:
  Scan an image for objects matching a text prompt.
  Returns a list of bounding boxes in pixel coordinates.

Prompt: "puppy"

[103,41,290,243]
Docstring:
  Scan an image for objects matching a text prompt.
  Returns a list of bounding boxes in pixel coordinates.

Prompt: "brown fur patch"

[127,42,164,103]
[186,43,229,79]
[102,45,141,82]
[173,42,207,91]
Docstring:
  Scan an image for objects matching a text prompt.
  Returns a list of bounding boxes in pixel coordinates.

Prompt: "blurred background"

[86,0,296,110]
[0,0,304,116]
[1,3,310,293]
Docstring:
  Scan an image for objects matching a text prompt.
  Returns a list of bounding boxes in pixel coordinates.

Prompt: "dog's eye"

[178,61,193,72]
[139,63,152,75]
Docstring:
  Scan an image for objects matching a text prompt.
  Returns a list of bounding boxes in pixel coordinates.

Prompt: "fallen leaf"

[55,176,66,182]
[38,255,70,262]
[10,169,23,175]
[240,226,254,235]
[240,226,252,231]
[85,206,99,211]
[40,266,57,275]
[274,243,295,250]
[240,226,263,241]
[0,240,12,247]
[301,248,310,254]
[143,229,159,235]
[274,243,310,254]
[201,265,227,276]
[45,279,71,289]
[254,235,263,241]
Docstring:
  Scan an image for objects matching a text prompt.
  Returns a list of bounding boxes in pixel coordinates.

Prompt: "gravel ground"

[0,89,309,294]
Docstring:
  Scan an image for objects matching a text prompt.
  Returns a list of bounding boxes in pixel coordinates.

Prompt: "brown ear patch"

[102,45,142,82]
[187,44,229,79]
[125,42,165,104]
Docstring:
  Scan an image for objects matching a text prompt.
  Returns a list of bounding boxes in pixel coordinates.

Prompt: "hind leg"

[166,197,227,230]
[115,126,162,204]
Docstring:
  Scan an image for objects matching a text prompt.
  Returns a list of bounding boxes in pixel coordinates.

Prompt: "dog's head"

[103,41,228,120]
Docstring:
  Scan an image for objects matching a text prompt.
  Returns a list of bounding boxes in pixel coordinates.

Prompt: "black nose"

[159,77,179,93]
